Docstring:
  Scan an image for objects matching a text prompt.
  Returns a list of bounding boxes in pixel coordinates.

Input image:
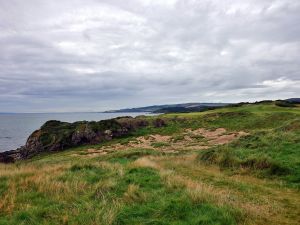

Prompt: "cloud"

[0,0,299,112]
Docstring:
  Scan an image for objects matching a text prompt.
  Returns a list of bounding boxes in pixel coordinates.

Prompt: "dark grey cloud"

[0,0,299,112]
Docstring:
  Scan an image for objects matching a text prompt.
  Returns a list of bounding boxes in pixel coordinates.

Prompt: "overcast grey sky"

[0,0,299,112]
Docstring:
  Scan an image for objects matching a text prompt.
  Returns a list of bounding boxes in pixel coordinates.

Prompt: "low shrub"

[241,156,290,175]
[198,149,290,176]
[275,100,296,107]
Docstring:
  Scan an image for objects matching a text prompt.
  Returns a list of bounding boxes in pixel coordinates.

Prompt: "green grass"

[0,177,8,197]
[0,154,241,225]
[114,167,239,225]
[0,102,300,224]
[197,122,300,186]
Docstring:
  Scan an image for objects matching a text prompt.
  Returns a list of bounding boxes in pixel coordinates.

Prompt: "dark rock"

[0,149,22,163]
[71,124,97,145]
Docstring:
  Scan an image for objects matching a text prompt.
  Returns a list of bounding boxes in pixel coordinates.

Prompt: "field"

[0,103,299,225]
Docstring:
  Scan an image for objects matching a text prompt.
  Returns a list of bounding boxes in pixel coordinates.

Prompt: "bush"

[275,100,296,107]
[199,149,290,176]
[241,156,290,176]
[198,148,239,168]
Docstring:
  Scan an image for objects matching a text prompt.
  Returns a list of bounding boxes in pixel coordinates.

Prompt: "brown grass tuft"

[123,184,146,203]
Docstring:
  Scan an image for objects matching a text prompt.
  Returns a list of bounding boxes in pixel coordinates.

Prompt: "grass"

[0,102,300,224]
[197,123,300,186]
[151,142,171,148]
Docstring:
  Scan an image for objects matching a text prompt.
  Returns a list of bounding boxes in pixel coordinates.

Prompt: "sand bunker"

[185,128,248,145]
[77,128,248,157]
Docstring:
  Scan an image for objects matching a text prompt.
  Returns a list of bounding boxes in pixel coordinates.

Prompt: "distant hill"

[104,103,230,113]
[152,105,224,113]
[104,98,300,114]
[285,98,300,104]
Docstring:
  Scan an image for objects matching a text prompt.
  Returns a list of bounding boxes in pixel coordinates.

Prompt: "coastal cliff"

[0,116,166,163]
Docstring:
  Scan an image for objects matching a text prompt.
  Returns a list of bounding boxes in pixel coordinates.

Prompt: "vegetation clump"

[275,100,296,107]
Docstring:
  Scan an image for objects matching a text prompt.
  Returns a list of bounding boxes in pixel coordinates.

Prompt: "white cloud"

[0,0,299,112]
[260,77,300,89]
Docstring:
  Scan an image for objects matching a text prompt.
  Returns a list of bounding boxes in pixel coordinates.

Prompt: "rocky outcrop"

[0,149,22,163]
[0,117,167,163]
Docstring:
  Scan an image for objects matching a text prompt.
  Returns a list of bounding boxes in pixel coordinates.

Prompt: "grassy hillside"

[0,102,299,225]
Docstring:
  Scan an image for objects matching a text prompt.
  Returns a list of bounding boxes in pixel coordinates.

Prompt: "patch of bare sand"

[149,134,172,142]
[184,145,210,150]
[76,128,248,156]
[125,135,172,149]
[186,128,226,138]
[185,128,248,145]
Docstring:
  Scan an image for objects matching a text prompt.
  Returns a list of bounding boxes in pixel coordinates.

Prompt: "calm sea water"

[0,112,150,152]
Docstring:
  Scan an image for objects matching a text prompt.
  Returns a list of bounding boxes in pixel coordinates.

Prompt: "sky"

[0,0,299,112]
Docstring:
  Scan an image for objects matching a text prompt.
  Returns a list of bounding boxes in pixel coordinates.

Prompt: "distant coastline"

[104,102,231,113]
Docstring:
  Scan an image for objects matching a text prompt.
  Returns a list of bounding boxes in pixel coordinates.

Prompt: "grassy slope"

[0,103,299,225]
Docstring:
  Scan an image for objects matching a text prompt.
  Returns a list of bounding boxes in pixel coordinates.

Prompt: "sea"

[0,112,150,152]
